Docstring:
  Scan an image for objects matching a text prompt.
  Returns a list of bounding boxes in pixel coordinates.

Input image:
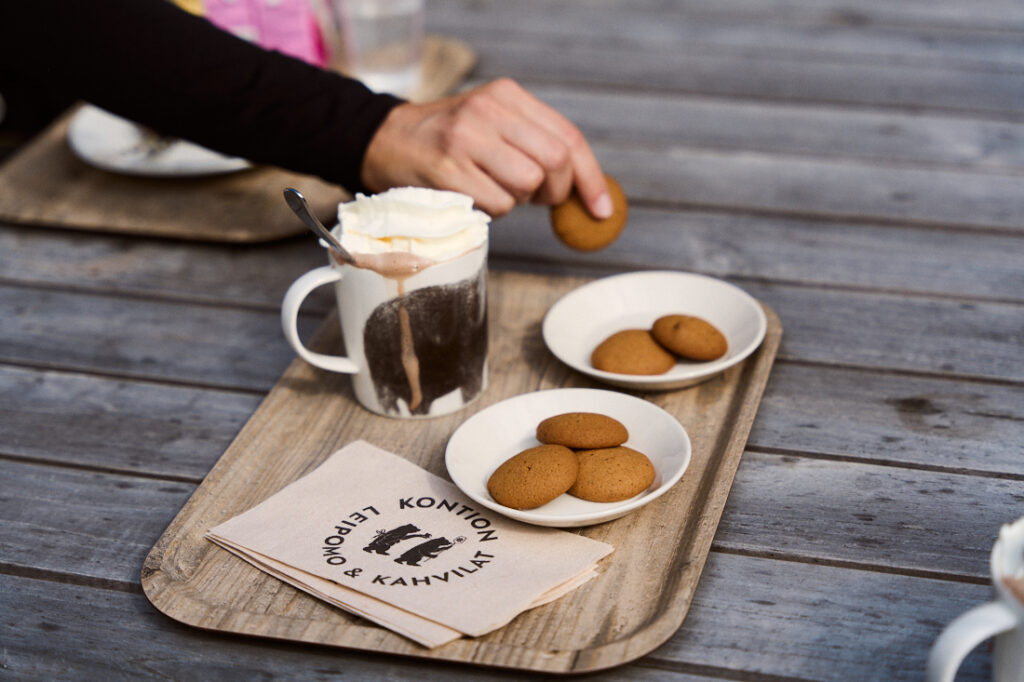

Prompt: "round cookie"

[568,446,656,503]
[550,174,628,252]
[537,412,628,449]
[651,314,728,361]
[591,329,676,375]
[486,444,579,510]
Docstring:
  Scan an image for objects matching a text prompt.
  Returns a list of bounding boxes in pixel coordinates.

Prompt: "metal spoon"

[283,187,354,264]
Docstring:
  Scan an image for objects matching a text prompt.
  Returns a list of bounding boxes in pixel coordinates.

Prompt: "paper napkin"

[206,440,613,647]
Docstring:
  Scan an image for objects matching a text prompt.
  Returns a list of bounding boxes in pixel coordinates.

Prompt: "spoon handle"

[283,188,353,262]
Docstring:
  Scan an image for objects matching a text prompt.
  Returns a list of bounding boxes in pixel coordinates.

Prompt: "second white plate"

[445,388,691,527]
[67,105,251,177]
[543,271,767,390]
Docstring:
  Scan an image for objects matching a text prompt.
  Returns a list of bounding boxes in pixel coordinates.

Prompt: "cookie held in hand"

[537,412,629,450]
[651,314,728,361]
[487,444,579,510]
[550,174,628,252]
[591,329,676,375]
[569,446,656,503]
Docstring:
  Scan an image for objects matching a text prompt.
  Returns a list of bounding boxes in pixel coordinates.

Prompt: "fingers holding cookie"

[550,174,628,252]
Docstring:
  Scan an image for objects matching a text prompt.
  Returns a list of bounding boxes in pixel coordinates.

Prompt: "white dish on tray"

[445,388,691,528]
[67,104,251,177]
[543,270,767,391]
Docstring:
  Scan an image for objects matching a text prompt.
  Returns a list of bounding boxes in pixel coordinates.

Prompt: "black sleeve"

[0,0,403,193]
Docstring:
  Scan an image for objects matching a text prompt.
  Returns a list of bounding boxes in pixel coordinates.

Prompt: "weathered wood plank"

[492,206,1024,303]
[653,552,993,681]
[0,225,325,308]
[0,225,334,311]
[745,282,1024,382]
[753,364,1024,475]
[432,1,1024,69]
[1,268,1021,391]
[7,205,1024,303]
[433,0,1024,36]
[0,460,195,585]
[0,366,257,476]
[718,451,1021,579]
[0,556,994,681]
[459,35,1024,117]
[0,286,317,390]
[0,574,715,682]
[530,87,1024,171]
[592,145,1024,231]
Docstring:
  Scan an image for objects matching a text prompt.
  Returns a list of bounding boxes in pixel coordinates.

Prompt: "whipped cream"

[333,187,489,264]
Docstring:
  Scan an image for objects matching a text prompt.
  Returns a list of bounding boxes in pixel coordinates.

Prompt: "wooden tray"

[141,269,782,673]
[0,36,475,243]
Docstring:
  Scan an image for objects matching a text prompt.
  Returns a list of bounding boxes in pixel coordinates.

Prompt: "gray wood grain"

[0,460,194,585]
[746,282,1024,382]
[529,86,1024,171]
[459,34,1024,117]
[753,364,1024,475]
[491,205,1024,303]
[718,451,1021,579]
[0,574,738,682]
[0,366,257,476]
[5,361,1022,483]
[655,552,993,681]
[432,0,1024,69]
[433,0,1024,39]
[593,145,1024,231]
[7,208,1024,303]
[1,276,1020,393]
[0,225,327,309]
[0,556,994,681]
[0,286,315,390]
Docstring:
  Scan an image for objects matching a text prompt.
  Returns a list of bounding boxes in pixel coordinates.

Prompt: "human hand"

[361,78,612,218]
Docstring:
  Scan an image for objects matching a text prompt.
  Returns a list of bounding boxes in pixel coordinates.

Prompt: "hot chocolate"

[363,272,487,415]
[333,188,490,417]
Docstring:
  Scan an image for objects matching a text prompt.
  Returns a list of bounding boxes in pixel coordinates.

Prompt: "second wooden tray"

[140,269,782,673]
[0,36,475,243]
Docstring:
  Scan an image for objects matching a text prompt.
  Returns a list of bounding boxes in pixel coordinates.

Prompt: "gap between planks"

[708,546,990,586]
[746,446,1024,483]
[639,658,830,682]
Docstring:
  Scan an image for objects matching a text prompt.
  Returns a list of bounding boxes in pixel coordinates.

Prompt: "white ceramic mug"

[927,516,1024,682]
[281,243,488,418]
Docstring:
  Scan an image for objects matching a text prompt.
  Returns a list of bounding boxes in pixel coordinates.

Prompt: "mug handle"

[281,265,359,374]
[926,600,1017,682]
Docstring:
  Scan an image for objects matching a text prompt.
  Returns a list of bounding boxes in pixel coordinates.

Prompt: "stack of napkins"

[206,440,613,648]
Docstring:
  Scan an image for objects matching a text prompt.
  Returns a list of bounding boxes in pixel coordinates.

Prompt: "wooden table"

[2,1,1022,679]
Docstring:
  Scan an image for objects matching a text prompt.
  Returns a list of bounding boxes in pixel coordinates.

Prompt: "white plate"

[445,388,691,527]
[67,105,251,177]
[543,271,767,390]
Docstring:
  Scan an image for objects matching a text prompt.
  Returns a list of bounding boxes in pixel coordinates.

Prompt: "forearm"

[0,0,401,191]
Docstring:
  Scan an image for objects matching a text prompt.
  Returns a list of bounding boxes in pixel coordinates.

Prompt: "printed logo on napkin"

[206,440,613,640]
